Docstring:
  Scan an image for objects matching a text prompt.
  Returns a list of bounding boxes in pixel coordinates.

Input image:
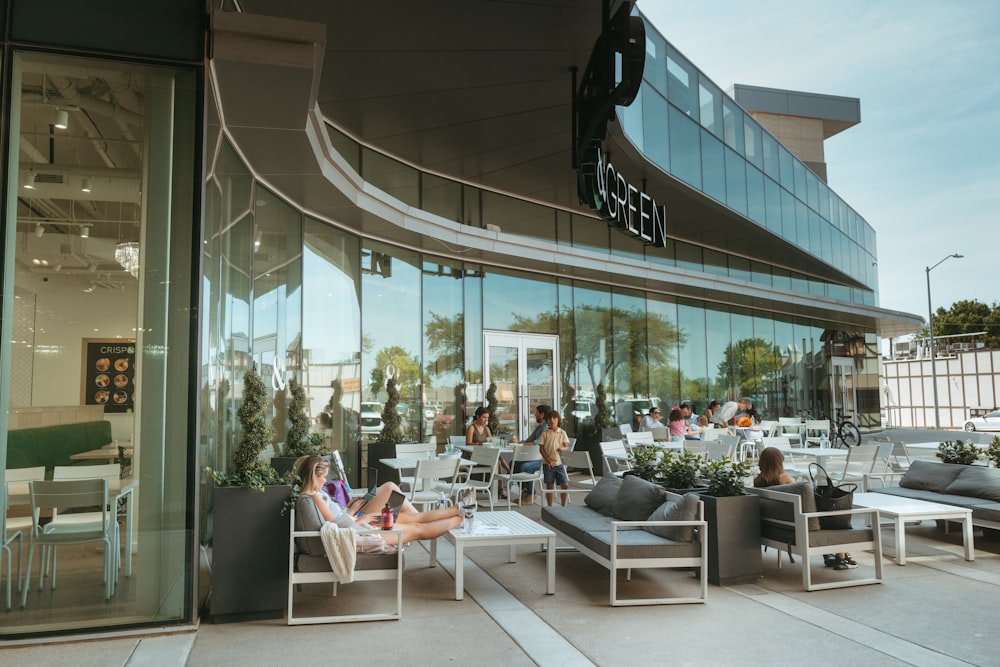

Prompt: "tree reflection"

[717,337,783,401]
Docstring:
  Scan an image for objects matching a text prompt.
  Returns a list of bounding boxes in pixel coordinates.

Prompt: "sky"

[639,0,1000,336]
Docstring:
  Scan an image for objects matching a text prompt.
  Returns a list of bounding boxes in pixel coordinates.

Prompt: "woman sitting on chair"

[753,447,794,487]
[295,455,463,544]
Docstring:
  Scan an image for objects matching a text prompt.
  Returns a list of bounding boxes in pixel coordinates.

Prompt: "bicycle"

[831,411,861,448]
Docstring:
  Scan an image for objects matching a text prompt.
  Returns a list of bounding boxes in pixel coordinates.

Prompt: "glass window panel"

[702,248,728,277]
[327,123,361,173]
[722,98,744,154]
[610,228,645,261]
[772,267,792,291]
[795,199,809,250]
[641,87,669,169]
[806,168,820,211]
[752,315,778,418]
[462,185,481,227]
[698,77,722,138]
[555,209,572,248]
[725,147,747,215]
[572,215,610,254]
[778,145,795,191]
[557,281,578,433]
[781,189,797,244]
[5,51,197,635]
[361,242,422,444]
[362,148,419,207]
[482,269,557,333]
[764,176,782,233]
[677,302,708,407]
[571,283,612,410]
[665,47,698,118]
[700,130,726,203]
[750,260,773,287]
[647,295,680,407]
[303,219,361,475]
[747,165,766,225]
[482,191,554,241]
[790,272,809,295]
[727,310,755,400]
[667,105,701,188]
[705,307,731,399]
[675,241,703,272]
[619,85,644,150]
[762,133,780,180]
[611,289,648,400]
[644,29,667,88]
[462,263,483,428]
[646,238,677,269]
[792,160,807,201]
[422,258,465,444]
[729,255,751,283]
[744,118,762,168]
[422,172,462,222]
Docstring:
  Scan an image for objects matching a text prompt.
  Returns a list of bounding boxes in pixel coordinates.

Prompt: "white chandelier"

[115,242,140,278]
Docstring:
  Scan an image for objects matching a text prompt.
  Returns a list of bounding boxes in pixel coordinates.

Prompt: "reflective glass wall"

[2,51,199,637]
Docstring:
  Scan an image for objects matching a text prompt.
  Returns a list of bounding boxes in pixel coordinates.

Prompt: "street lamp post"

[926,253,963,429]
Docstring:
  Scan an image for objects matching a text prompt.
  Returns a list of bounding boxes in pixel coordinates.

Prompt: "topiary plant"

[485,381,500,435]
[936,439,981,465]
[593,383,612,430]
[283,378,327,457]
[376,376,406,445]
[205,365,281,490]
[701,458,753,497]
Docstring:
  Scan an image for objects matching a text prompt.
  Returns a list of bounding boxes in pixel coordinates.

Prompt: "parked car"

[963,410,1000,432]
[360,401,383,436]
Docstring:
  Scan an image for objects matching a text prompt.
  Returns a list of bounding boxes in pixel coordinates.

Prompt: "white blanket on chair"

[319,522,356,583]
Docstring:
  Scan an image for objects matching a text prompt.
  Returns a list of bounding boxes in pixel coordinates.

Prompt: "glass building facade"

[0,1,920,640]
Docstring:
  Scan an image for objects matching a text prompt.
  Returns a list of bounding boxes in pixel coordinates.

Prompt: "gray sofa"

[540,474,707,606]
[870,460,1000,530]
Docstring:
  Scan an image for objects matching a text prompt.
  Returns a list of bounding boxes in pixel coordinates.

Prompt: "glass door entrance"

[483,332,559,440]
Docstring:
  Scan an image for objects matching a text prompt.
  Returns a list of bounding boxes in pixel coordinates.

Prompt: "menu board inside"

[82,339,136,413]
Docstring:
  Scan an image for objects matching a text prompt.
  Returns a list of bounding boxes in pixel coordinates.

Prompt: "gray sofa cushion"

[585,474,624,516]
[900,460,964,493]
[971,503,1000,524]
[875,486,996,507]
[613,475,668,521]
[542,505,620,540]
[581,529,701,560]
[645,493,700,541]
[760,482,820,531]
[295,494,327,556]
[946,465,1000,501]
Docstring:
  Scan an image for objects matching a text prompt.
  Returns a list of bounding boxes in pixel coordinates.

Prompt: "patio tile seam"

[426,540,597,667]
[729,585,973,667]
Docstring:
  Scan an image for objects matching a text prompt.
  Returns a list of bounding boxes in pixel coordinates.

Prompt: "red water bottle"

[381,503,393,530]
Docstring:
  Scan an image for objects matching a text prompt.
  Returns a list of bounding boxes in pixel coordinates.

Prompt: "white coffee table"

[853,492,975,565]
[437,510,556,600]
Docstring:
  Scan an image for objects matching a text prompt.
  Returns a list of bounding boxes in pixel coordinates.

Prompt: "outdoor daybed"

[540,474,707,606]
[868,460,1000,530]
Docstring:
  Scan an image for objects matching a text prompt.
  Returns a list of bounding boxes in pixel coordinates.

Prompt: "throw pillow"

[612,474,668,521]
[585,474,624,516]
[900,460,964,493]
[946,465,1000,501]
[767,482,820,531]
[644,493,700,541]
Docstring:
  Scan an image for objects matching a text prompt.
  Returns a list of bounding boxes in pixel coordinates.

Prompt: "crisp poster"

[82,339,136,413]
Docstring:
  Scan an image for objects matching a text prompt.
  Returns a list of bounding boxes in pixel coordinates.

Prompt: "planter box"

[701,493,762,586]
[209,484,291,622]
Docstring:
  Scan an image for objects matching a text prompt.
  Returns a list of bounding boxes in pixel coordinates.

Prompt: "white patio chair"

[557,449,596,504]
[450,446,501,511]
[625,431,655,448]
[495,445,543,508]
[599,440,631,475]
[394,442,437,492]
[804,420,831,447]
[758,420,779,438]
[827,444,881,485]
[3,483,30,610]
[707,436,738,462]
[618,422,633,434]
[760,436,805,479]
[890,441,912,472]
[406,458,461,511]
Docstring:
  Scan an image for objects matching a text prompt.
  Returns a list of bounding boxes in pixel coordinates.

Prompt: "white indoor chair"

[625,430,655,448]
[618,422,633,434]
[449,435,467,448]
[683,440,708,460]
[707,435,738,462]
[3,483,31,610]
[495,445,543,508]
[777,417,804,446]
[804,420,831,447]
[599,440,631,475]
[757,420,779,438]
[450,446,501,511]
[22,478,118,606]
[702,427,722,442]
[642,426,669,442]
[406,458,461,512]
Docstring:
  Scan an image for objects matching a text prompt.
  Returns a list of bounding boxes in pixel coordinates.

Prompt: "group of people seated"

[637,397,763,441]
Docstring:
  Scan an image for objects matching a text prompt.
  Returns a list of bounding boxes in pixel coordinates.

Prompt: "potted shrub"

[699,458,761,586]
[986,436,1000,468]
[660,450,707,493]
[205,365,291,622]
[937,439,982,465]
[626,445,663,482]
[271,378,329,476]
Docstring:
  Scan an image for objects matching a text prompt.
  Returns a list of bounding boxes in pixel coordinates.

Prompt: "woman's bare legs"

[359,481,419,515]
[359,481,462,523]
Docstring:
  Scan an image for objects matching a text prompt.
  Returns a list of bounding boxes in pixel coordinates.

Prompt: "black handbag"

[809,462,856,530]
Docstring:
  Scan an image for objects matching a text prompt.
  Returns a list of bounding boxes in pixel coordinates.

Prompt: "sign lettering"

[590,146,666,247]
